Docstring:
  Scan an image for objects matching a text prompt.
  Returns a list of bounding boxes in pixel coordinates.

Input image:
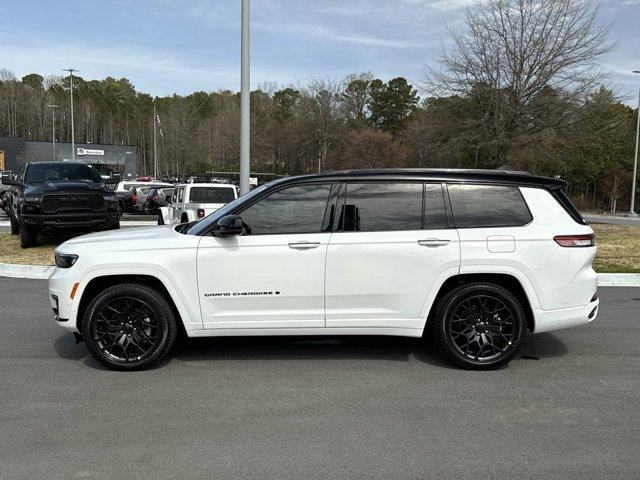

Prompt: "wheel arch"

[424,273,535,333]
[76,274,188,339]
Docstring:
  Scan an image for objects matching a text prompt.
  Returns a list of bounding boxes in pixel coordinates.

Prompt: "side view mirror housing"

[2,178,22,187]
[214,214,243,236]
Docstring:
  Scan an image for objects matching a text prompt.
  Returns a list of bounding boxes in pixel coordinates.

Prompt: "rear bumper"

[22,211,119,230]
[533,298,599,333]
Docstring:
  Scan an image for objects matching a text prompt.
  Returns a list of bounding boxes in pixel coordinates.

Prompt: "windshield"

[185,184,270,235]
[26,163,103,183]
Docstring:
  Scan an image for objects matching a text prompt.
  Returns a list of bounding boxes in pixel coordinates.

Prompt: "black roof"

[277,168,567,190]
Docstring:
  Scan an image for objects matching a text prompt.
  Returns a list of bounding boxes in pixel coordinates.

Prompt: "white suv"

[158,183,237,225]
[49,169,599,370]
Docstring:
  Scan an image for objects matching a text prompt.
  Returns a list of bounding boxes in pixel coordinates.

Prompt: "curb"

[0,263,55,279]
[596,273,640,287]
[1,263,640,286]
[0,220,157,227]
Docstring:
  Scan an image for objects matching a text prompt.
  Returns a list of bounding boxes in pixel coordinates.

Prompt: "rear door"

[325,182,460,330]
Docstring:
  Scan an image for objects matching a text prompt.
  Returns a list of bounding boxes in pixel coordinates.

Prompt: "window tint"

[189,187,235,203]
[424,184,448,229]
[240,184,332,235]
[26,163,102,183]
[447,184,532,228]
[341,183,423,232]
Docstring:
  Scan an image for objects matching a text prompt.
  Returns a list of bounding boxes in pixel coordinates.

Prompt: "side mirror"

[2,178,22,187]
[214,215,243,236]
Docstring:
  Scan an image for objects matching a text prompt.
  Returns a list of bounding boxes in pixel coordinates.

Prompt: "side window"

[424,184,448,230]
[240,184,332,235]
[340,182,423,232]
[447,184,532,228]
[177,188,184,203]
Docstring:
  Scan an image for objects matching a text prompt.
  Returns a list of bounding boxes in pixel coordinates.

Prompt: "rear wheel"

[107,221,120,230]
[19,220,38,248]
[82,283,178,370]
[434,283,526,370]
[157,214,164,225]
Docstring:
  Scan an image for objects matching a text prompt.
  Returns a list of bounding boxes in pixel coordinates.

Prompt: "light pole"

[153,101,158,179]
[630,70,640,215]
[239,0,250,195]
[64,68,78,161]
[48,104,59,160]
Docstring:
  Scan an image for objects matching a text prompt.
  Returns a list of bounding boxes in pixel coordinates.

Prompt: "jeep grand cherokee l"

[49,169,599,370]
[5,162,120,247]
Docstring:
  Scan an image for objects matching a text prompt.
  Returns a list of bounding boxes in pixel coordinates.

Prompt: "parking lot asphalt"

[0,278,639,479]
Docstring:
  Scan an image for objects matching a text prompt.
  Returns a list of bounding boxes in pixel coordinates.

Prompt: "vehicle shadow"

[52,331,567,371]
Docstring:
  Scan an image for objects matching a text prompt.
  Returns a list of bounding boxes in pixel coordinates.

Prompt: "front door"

[325,182,460,330]
[197,183,335,329]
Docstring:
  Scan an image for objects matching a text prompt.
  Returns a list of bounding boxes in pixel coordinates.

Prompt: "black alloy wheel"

[434,283,526,369]
[82,284,177,370]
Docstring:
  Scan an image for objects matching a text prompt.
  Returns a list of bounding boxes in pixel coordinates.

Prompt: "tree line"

[0,0,637,213]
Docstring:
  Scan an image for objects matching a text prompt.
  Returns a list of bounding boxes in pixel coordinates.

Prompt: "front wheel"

[9,214,19,235]
[19,220,38,248]
[433,283,526,370]
[82,283,178,370]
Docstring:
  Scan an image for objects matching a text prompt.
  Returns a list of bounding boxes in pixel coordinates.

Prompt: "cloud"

[255,22,422,49]
[0,37,298,95]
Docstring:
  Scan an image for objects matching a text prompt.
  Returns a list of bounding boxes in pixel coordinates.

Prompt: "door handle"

[288,241,321,250]
[418,239,450,247]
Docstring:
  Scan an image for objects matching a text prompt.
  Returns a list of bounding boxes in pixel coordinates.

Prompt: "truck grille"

[41,194,104,213]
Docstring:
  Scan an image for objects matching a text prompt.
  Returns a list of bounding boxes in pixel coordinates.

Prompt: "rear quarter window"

[447,184,532,228]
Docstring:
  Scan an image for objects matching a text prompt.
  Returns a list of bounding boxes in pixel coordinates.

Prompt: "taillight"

[197,208,205,218]
[553,234,595,247]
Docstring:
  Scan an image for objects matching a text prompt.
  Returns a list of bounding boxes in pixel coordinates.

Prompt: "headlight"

[55,253,78,268]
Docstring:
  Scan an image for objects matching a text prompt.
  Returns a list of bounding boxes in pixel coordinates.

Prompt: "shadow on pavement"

[52,330,567,370]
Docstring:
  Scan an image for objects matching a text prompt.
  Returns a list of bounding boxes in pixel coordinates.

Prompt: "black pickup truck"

[4,162,120,248]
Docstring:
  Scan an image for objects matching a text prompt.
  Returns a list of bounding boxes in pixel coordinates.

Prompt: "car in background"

[114,180,173,214]
[158,183,237,225]
[4,162,120,247]
[133,186,151,213]
[142,186,174,214]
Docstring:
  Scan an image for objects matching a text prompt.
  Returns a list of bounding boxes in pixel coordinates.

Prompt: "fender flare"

[69,266,202,332]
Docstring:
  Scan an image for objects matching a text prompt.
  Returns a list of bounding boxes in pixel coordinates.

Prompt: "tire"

[181,214,188,223]
[82,283,178,371]
[108,221,120,230]
[19,220,38,248]
[433,283,526,370]
[157,214,164,225]
[9,214,19,235]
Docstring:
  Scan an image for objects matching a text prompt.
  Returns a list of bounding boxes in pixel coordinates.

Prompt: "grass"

[0,223,639,272]
[0,233,57,266]
[591,223,640,273]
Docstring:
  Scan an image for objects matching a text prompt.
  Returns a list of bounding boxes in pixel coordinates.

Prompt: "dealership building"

[0,137,137,177]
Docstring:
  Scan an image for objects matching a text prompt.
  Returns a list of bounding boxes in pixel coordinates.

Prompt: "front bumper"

[49,267,79,332]
[22,211,119,231]
[533,298,600,333]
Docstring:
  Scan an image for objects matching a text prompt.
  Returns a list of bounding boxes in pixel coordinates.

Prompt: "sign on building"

[77,147,105,156]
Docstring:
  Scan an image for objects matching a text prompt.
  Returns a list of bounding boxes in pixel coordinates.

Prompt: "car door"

[196,182,335,329]
[325,182,460,330]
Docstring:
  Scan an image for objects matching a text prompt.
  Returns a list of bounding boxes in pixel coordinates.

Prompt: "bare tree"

[424,0,614,164]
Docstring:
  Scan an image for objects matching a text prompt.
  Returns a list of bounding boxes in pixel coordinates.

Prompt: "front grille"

[41,193,104,213]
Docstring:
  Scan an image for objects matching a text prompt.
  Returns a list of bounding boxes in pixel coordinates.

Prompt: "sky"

[1,0,639,103]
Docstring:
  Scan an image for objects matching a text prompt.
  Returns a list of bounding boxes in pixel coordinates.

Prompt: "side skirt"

[187,327,425,338]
